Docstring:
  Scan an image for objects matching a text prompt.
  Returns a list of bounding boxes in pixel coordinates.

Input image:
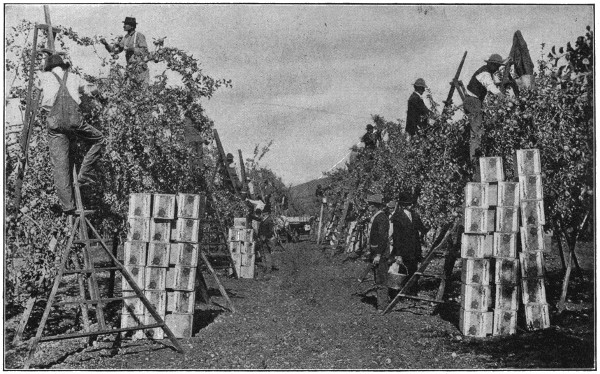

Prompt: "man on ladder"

[35,54,105,215]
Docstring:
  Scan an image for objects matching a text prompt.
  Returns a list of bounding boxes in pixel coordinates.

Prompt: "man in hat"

[34,55,105,215]
[390,192,427,295]
[366,193,390,311]
[464,53,506,180]
[100,17,149,86]
[406,78,433,137]
[252,208,277,280]
[361,124,380,151]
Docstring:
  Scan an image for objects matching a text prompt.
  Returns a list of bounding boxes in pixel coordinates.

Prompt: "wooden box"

[147,242,170,267]
[479,157,504,183]
[165,313,194,338]
[461,258,491,285]
[143,312,165,340]
[461,234,493,258]
[152,194,176,219]
[493,309,517,336]
[519,174,544,200]
[460,283,493,311]
[150,219,171,243]
[492,233,517,258]
[494,258,520,284]
[495,284,519,310]
[176,193,202,219]
[520,226,545,252]
[487,183,498,207]
[166,266,196,291]
[127,218,150,242]
[239,264,255,279]
[464,208,495,234]
[122,290,144,315]
[521,278,547,304]
[128,193,152,218]
[465,183,489,208]
[514,149,541,176]
[120,312,144,329]
[144,290,167,315]
[524,303,551,331]
[459,308,493,337]
[172,218,200,243]
[497,182,520,207]
[520,200,545,226]
[496,207,519,233]
[233,217,247,228]
[229,241,243,255]
[123,241,147,266]
[241,251,255,267]
[167,290,195,314]
[122,265,145,292]
[145,267,167,291]
[170,242,198,266]
[519,251,545,278]
[240,242,255,254]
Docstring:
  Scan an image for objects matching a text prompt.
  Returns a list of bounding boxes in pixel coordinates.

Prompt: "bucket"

[386,263,408,290]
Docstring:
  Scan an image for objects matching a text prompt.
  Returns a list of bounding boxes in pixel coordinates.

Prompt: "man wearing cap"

[464,54,506,180]
[366,193,390,311]
[406,78,433,137]
[100,17,149,86]
[34,55,105,215]
[253,208,277,280]
[361,124,380,151]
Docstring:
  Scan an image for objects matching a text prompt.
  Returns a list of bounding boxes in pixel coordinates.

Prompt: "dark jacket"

[391,208,426,261]
[509,30,534,77]
[258,216,275,239]
[406,92,431,136]
[361,131,380,150]
[369,211,390,258]
[467,65,494,102]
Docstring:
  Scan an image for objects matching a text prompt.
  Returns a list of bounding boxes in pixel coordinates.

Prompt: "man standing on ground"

[254,209,277,280]
[463,53,506,180]
[406,78,433,137]
[100,17,149,86]
[35,55,105,215]
[366,193,390,311]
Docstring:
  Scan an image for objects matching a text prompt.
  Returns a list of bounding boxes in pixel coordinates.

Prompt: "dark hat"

[413,78,427,88]
[366,193,384,205]
[255,208,262,215]
[366,124,374,130]
[397,191,414,206]
[226,153,234,160]
[44,54,70,72]
[484,53,506,65]
[123,17,137,26]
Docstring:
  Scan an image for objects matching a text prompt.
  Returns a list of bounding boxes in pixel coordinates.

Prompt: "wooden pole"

[317,198,325,244]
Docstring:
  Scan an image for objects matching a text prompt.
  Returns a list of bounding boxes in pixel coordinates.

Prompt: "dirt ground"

[4,239,595,369]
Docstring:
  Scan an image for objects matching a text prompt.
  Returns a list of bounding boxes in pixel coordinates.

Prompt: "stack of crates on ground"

[122,192,206,339]
[229,218,255,278]
[515,149,550,330]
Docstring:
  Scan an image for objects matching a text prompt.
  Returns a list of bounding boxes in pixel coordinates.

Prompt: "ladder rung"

[63,266,120,275]
[55,294,139,306]
[395,293,454,305]
[38,323,164,342]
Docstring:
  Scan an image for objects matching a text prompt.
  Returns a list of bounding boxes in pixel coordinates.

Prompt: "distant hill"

[288,177,331,216]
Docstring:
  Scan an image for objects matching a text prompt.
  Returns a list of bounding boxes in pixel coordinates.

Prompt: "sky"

[4,4,594,186]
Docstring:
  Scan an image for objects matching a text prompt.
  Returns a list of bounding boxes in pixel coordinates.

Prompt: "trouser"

[258,236,276,275]
[402,255,420,295]
[48,121,105,211]
[463,96,483,182]
[373,259,389,310]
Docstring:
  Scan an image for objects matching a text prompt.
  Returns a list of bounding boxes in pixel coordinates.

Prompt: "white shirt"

[34,67,94,110]
[466,70,502,98]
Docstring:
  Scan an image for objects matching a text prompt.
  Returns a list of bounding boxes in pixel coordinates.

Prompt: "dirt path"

[7,241,594,369]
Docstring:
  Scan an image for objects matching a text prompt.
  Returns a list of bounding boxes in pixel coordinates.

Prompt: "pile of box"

[459,150,550,337]
[228,218,256,279]
[121,192,206,339]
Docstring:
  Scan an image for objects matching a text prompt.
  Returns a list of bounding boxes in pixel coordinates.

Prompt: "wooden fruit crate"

[464,208,495,234]
[122,290,144,315]
[228,228,253,242]
[519,174,544,200]
[239,264,255,279]
[494,258,520,284]
[171,218,200,243]
[122,265,145,292]
[123,241,147,266]
[461,258,491,285]
[240,242,255,254]
[166,266,196,291]
[147,242,170,267]
[495,284,519,310]
[170,242,199,267]
[514,149,541,176]
[487,183,498,206]
[143,312,165,340]
[465,182,489,208]
[520,225,546,252]
[497,182,520,207]
[461,234,493,258]
[176,193,203,219]
[167,290,195,314]
[152,194,176,219]
[495,207,519,233]
[459,308,493,337]
[149,219,171,243]
[492,233,517,258]
[120,312,144,329]
[127,218,150,242]
[144,267,167,291]
[493,309,517,336]
[521,277,547,304]
[165,313,194,338]
[460,283,493,311]
[524,303,551,330]
[479,157,504,183]
[240,251,255,267]
[143,290,167,315]
[520,200,545,226]
[519,251,545,278]
[233,217,247,229]
[128,193,152,218]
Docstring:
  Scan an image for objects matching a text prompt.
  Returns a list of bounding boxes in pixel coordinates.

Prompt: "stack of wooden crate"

[121,192,206,339]
[515,149,550,330]
[228,218,255,278]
